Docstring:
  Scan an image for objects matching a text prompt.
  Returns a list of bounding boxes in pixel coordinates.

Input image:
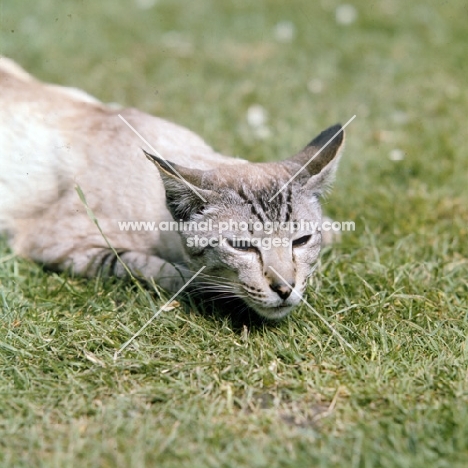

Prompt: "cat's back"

[0,57,109,218]
[0,57,236,170]
[0,58,242,231]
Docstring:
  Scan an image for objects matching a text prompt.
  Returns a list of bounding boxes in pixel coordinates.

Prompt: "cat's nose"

[270,281,295,301]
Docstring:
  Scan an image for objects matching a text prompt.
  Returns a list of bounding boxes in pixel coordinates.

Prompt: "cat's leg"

[64,248,192,292]
[12,217,192,292]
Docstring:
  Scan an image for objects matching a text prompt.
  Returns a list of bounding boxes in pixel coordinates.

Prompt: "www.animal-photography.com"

[0,1,467,467]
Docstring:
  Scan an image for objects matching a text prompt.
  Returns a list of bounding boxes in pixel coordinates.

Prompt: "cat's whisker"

[197,275,243,288]
[198,285,234,290]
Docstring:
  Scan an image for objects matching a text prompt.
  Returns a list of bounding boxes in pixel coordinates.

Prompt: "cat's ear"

[144,150,214,220]
[284,124,345,194]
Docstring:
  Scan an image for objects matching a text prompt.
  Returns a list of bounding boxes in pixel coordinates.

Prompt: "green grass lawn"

[1,0,468,466]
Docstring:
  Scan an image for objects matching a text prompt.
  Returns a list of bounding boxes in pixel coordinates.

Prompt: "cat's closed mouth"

[253,304,296,320]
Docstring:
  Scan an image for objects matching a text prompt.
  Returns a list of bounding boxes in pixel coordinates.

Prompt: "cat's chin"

[249,304,295,320]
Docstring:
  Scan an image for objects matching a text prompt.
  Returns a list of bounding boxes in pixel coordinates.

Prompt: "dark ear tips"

[142,148,208,190]
[143,149,164,166]
[307,123,344,149]
[284,123,345,186]
[143,149,178,177]
[143,149,156,160]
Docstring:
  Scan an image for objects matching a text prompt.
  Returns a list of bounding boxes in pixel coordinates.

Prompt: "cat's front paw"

[155,263,194,293]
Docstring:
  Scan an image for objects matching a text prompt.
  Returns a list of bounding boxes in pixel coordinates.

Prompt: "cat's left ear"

[144,150,215,220]
[284,124,345,194]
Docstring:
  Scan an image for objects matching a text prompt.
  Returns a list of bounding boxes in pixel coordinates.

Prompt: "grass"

[1,0,468,466]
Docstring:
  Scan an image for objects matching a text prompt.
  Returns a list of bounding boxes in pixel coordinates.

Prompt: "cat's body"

[0,57,345,319]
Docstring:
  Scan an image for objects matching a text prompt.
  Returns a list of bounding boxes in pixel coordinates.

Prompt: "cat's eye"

[292,235,312,248]
[227,238,257,253]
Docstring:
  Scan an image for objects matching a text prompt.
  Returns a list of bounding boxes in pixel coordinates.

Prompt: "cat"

[0,57,345,320]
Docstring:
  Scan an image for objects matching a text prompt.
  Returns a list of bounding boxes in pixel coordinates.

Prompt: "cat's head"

[146,124,345,319]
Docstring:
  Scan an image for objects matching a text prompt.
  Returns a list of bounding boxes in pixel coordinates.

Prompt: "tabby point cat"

[0,57,345,319]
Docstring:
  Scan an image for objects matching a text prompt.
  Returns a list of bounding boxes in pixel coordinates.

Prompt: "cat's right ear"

[284,124,345,195]
[144,150,215,220]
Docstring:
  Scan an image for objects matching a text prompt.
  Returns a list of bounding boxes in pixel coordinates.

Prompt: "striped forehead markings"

[238,184,293,224]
